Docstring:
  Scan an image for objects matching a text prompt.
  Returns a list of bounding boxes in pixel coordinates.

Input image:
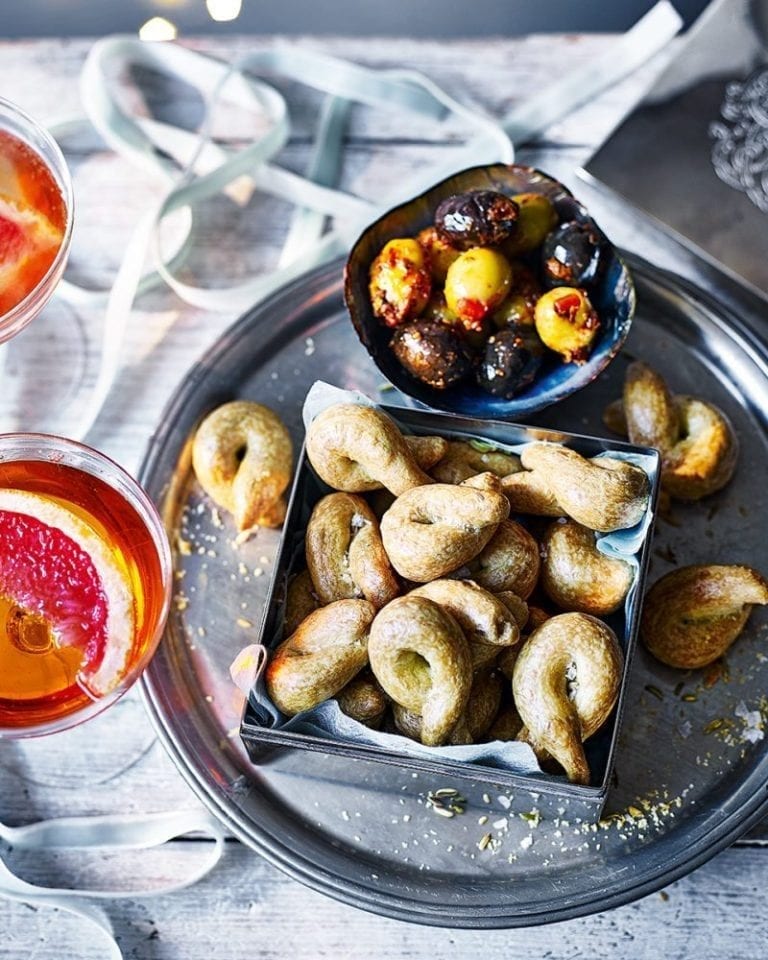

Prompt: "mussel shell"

[344,164,635,419]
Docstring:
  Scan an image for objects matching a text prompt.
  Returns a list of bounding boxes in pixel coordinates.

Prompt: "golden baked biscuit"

[192,400,292,531]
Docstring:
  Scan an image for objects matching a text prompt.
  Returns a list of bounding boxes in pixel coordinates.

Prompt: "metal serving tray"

[241,405,659,818]
[139,252,768,928]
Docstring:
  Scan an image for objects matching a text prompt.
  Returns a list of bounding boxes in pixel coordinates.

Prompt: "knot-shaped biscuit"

[283,569,319,637]
[368,596,471,746]
[641,564,768,669]
[409,579,520,671]
[503,443,649,532]
[487,703,523,741]
[393,668,502,745]
[541,520,634,616]
[604,361,738,501]
[266,599,375,715]
[431,440,521,484]
[192,400,292,530]
[463,519,540,598]
[449,668,504,745]
[512,612,623,784]
[306,493,399,608]
[306,403,432,495]
[408,579,519,648]
[380,474,509,581]
[336,672,388,729]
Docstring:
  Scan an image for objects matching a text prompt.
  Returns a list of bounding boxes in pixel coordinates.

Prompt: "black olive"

[434,190,519,250]
[477,326,545,398]
[541,220,603,288]
[391,319,473,390]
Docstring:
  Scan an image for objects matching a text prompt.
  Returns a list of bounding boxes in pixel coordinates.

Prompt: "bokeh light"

[138,16,178,40]
[205,0,243,23]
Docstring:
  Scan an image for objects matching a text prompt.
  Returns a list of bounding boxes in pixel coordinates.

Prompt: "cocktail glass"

[0,96,75,432]
[0,433,172,739]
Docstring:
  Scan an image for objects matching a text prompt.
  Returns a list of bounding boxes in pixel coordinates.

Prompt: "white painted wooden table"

[1,33,766,960]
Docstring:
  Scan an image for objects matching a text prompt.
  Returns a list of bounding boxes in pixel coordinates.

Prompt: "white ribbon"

[44,1,681,441]
[0,809,225,958]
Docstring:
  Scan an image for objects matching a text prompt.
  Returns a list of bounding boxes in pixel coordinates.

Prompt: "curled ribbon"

[39,1,680,441]
[0,809,225,959]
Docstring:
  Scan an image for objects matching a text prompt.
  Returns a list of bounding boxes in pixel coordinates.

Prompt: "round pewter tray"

[140,254,768,928]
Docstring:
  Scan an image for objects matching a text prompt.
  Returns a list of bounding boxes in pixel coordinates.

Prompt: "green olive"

[534,286,600,363]
[444,247,512,330]
[423,291,489,348]
[503,193,558,256]
[417,226,461,282]
[492,293,536,329]
[422,291,459,326]
[369,238,432,328]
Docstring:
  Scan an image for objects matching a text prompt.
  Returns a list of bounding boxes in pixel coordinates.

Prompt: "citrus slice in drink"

[0,193,63,316]
[0,489,135,697]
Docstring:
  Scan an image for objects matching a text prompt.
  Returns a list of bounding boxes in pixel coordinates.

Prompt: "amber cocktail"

[0,435,172,736]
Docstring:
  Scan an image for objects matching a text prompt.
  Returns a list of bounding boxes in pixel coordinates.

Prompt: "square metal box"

[241,404,661,818]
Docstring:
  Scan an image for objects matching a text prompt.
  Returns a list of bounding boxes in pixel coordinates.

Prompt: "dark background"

[2,0,711,38]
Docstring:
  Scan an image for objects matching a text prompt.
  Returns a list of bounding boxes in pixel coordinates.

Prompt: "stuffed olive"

[444,248,513,329]
[503,193,558,256]
[369,238,432,328]
[534,287,600,363]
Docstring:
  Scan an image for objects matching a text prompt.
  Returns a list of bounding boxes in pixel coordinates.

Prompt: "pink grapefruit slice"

[0,490,135,697]
[0,193,63,316]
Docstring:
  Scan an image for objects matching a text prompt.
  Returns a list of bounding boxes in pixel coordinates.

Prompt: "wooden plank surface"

[1,34,767,960]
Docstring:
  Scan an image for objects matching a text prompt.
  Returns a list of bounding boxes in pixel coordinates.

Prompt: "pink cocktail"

[0,97,72,344]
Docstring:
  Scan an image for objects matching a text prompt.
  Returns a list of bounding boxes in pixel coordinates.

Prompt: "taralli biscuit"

[305,492,399,609]
[336,672,388,729]
[409,579,519,648]
[266,599,375,715]
[192,400,292,531]
[604,361,738,501]
[503,443,649,532]
[431,440,521,484]
[463,519,540,598]
[541,520,634,616]
[283,569,319,637]
[368,596,471,746]
[641,565,768,669]
[513,612,623,785]
[306,403,432,495]
[380,473,509,581]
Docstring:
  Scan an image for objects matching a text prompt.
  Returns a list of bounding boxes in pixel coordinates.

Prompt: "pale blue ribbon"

[0,809,225,958]
[44,1,681,441]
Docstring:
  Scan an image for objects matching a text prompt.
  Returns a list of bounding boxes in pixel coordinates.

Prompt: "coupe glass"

[0,433,172,740]
[0,97,75,431]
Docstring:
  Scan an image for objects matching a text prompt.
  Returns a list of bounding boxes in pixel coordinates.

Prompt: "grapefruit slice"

[0,193,63,316]
[0,490,135,697]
